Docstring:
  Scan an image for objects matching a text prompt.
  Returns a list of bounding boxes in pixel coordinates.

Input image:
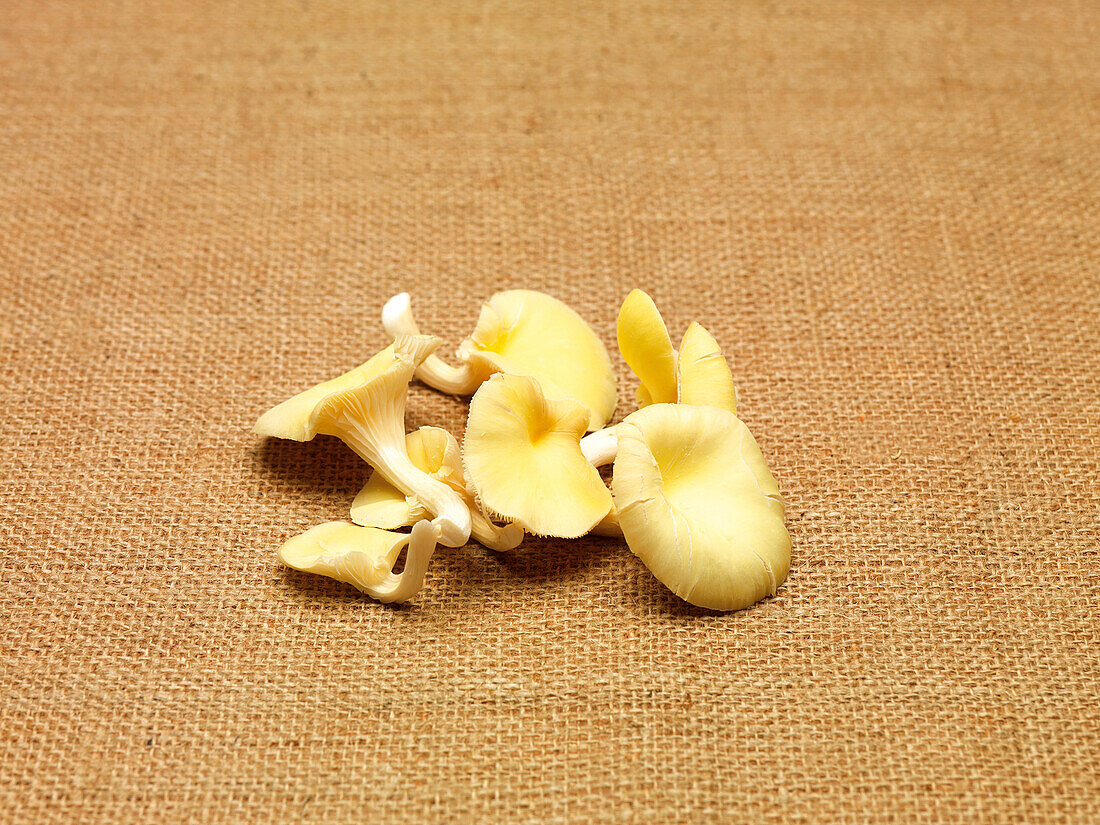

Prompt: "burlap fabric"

[2,1,1097,822]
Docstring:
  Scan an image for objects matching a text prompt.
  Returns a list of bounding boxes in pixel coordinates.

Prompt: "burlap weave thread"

[1,1,1098,823]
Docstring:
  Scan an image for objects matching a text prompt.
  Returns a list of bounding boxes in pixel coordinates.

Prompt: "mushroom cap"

[351,426,463,528]
[677,322,737,413]
[254,343,400,441]
[615,289,737,413]
[310,334,441,444]
[278,521,409,593]
[349,477,420,530]
[616,288,678,407]
[460,290,617,431]
[464,373,613,538]
[404,425,464,489]
[611,404,789,611]
[255,335,440,444]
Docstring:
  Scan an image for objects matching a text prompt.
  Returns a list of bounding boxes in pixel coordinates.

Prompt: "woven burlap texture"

[2,1,1097,823]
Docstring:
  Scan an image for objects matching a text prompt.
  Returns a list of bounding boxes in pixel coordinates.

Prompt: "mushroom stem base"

[580,426,619,467]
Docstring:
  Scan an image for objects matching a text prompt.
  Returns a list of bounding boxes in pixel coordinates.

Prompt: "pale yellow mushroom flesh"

[278,519,438,603]
[616,288,678,407]
[352,426,524,552]
[611,403,789,611]
[464,373,613,538]
[615,289,737,414]
[384,290,617,431]
[676,322,737,412]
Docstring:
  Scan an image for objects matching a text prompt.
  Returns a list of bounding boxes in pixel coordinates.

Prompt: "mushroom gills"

[254,334,473,547]
[278,519,439,603]
[352,426,524,552]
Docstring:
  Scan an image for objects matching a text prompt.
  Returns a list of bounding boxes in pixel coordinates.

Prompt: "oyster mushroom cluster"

[256,289,790,611]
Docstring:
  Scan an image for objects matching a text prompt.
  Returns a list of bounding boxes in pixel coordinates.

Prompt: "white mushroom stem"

[340,434,472,548]
[580,425,619,467]
[369,520,438,603]
[472,512,525,551]
[382,293,481,395]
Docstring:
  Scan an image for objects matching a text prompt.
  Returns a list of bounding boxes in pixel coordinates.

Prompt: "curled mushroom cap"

[611,404,790,611]
[616,289,737,413]
[254,342,399,442]
[254,334,472,547]
[616,289,677,407]
[278,519,437,603]
[463,373,613,538]
[384,290,617,430]
[352,426,524,552]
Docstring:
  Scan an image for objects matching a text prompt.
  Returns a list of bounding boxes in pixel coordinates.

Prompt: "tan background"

[2,1,1098,823]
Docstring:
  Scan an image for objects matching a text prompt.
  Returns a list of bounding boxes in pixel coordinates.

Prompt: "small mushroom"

[352,426,524,552]
[616,289,737,413]
[611,403,790,611]
[463,373,613,538]
[383,290,617,430]
[278,519,438,603]
[254,341,401,442]
[254,334,472,547]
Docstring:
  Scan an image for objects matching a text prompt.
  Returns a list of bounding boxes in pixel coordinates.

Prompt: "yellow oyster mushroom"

[463,373,613,538]
[255,342,400,442]
[611,404,790,611]
[254,335,472,547]
[677,321,737,411]
[279,519,437,603]
[383,290,617,430]
[352,426,524,552]
[616,289,737,413]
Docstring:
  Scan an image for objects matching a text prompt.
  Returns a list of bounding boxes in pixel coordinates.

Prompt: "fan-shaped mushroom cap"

[352,426,524,551]
[255,334,472,548]
[611,404,789,611]
[278,519,438,603]
[462,290,616,429]
[254,342,399,441]
[615,289,737,413]
[464,373,613,538]
[676,322,738,411]
[384,290,617,430]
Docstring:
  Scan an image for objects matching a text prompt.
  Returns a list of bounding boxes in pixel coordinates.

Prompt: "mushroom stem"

[472,512,525,551]
[369,520,439,603]
[338,432,471,547]
[580,426,619,467]
[382,293,481,395]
